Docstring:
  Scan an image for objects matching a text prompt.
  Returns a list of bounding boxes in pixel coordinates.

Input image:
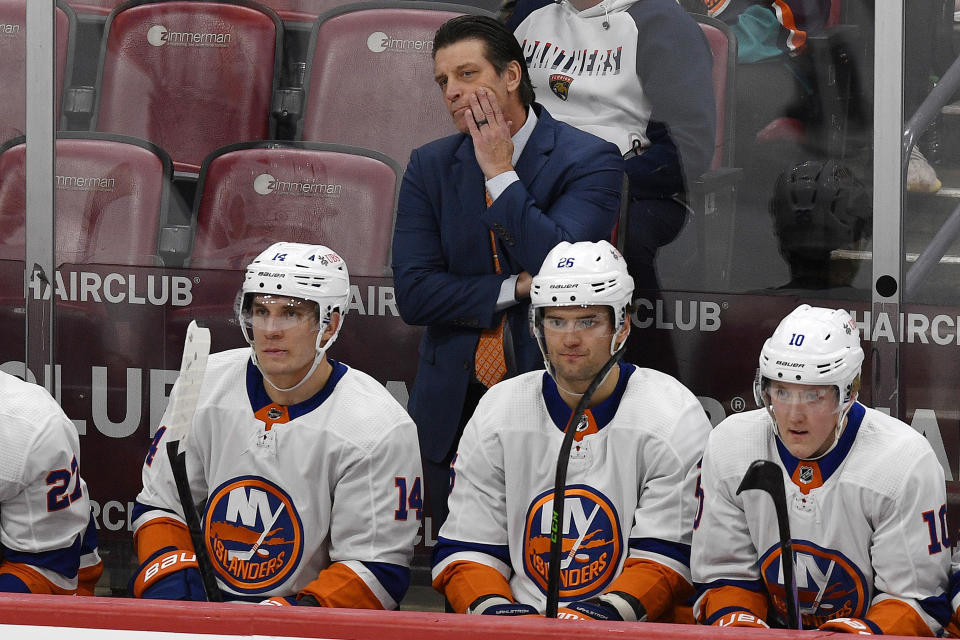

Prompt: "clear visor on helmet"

[239,294,321,333]
[532,307,616,338]
[759,378,843,414]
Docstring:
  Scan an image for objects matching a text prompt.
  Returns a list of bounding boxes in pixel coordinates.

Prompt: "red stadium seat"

[189,141,401,276]
[0,132,173,367]
[176,141,402,354]
[297,1,492,167]
[0,0,76,143]
[91,0,283,173]
[0,132,172,266]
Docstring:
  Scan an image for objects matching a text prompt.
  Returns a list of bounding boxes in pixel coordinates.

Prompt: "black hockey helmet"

[770,160,871,259]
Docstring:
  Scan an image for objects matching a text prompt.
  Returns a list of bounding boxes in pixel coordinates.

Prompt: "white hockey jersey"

[134,349,422,606]
[691,403,951,633]
[433,363,711,612]
[0,370,90,591]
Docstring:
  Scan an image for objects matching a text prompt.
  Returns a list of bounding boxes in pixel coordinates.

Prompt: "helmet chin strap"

[258,351,324,394]
[549,336,626,399]
[819,396,856,459]
[250,319,340,394]
[767,394,857,461]
[554,366,615,398]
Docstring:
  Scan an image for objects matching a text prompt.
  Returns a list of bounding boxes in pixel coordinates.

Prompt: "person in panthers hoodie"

[513,0,716,294]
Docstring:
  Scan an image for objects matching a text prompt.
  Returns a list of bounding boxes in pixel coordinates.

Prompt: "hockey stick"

[228,503,285,562]
[164,321,221,602]
[736,459,799,629]
[560,503,599,570]
[545,348,624,618]
[811,559,835,612]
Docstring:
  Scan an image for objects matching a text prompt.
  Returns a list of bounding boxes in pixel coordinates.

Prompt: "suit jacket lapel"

[452,109,556,274]
[515,106,555,189]
[454,136,486,222]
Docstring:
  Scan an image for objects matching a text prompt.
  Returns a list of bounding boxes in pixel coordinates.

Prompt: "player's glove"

[130,546,206,600]
[713,611,770,628]
[557,592,646,622]
[467,595,538,616]
[817,617,879,634]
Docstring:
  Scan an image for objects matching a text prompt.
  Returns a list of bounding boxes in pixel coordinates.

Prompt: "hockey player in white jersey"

[432,240,712,622]
[691,304,951,635]
[0,370,102,595]
[131,242,423,606]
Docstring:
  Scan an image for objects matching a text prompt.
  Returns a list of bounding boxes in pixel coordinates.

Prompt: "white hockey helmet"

[754,304,863,457]
[238,242,350,391]
[529,240,634,374]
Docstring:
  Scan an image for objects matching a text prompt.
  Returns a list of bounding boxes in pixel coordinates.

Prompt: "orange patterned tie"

[475,190,508,388]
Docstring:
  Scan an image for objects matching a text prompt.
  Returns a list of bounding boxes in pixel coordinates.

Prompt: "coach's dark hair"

[433,15,535,109]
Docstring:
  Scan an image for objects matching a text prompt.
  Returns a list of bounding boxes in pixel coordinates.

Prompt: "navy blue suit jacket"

[392,104,624,463]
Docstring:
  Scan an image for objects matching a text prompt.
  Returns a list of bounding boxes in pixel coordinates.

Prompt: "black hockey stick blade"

[167,440,222,602]
[545,348,624,618]
[737,459,800,629]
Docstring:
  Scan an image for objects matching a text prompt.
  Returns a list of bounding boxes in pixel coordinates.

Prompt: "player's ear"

[614,318,630,350]
[321,311,341,341]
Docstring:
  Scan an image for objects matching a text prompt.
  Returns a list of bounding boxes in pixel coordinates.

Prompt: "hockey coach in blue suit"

[392,14,624,530]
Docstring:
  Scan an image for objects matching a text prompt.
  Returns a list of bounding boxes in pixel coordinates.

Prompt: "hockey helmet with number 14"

[237,242,350,392]
[529,240,633,375]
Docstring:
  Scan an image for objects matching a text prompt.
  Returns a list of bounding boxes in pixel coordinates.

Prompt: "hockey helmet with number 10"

[529,240,634,374]
[754,304,863,457]
[238,242,350,391]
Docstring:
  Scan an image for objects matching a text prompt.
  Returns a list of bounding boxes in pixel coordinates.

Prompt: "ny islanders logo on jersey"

[760,540,869,627]
[523,485,622,600]
[204,476,304,595]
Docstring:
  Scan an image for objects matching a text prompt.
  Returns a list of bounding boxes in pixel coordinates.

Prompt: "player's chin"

[556,368,598,387]
[783,436,815,458]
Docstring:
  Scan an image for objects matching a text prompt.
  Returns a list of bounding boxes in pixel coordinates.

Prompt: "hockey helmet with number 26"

[529,240,634,373]
[238,242,350,391]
